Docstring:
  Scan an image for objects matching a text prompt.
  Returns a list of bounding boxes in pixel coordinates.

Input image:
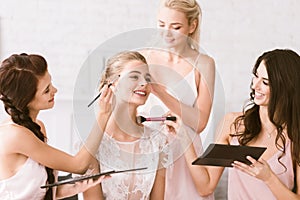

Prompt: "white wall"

[1,0,299,150]
[0,1,299,198]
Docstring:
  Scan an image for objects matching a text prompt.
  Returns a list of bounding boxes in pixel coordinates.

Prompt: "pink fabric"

[139,69,214,199]
[164,125,214,200]
[0,158,47,200]
[228,137,294,200]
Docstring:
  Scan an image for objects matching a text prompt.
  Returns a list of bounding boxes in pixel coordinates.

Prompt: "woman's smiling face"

[251,61,270,107]
[27,71,57,113]
[115,60,151,106]
[157,6,196,48]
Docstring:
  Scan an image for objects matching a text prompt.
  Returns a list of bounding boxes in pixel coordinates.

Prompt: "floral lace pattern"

[97,126,169,200]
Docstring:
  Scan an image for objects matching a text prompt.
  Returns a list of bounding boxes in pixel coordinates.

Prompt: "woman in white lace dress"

[84,51,168,200]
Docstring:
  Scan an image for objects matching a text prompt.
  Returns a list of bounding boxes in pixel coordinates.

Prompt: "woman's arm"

[56,175,105,199]
[150,168,165,200]
[82,159,105,200]
[151,54,215,133]
[164,112,235,196]
[262,161,300,199]
[57,158,105,199]
[9,85,113,174]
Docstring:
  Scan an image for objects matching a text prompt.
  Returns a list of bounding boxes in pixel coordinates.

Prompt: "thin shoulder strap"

[194,53,202,67]
[292,160,297,192]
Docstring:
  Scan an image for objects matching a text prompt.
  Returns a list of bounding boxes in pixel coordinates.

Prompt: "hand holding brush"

[88,75,119,107]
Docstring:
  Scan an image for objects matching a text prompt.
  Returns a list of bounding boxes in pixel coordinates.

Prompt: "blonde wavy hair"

[99,51,147,90]
[160,0,202,50]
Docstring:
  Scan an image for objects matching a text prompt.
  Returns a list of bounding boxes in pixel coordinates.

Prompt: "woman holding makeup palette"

[170,49,300,199]
[0,53,112,199]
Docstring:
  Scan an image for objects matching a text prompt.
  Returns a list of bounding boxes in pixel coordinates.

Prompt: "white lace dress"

[97,126,169,200]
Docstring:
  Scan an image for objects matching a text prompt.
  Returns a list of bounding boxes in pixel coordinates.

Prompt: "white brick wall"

[0,1,299,198]
[1,0,298,109]
[199,0,300,112]
[0,0,299,155]
[0,0,299,151]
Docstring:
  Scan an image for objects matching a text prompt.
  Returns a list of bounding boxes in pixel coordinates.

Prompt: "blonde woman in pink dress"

[139,0,215,199]
[172,49,300,199]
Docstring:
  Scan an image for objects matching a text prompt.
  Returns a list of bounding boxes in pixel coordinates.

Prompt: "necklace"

[265,128,276,139]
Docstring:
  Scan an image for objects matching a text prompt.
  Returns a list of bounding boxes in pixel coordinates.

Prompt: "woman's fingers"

[232,156,273,181]
[97,84,114,114]
[232,160,256,176]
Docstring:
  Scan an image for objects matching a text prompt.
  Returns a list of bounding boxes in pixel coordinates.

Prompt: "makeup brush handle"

[87,75,119,107]
[87,93,101,107]
[165,116,177,121]
[87,83,114,107]
[146,116,176,122]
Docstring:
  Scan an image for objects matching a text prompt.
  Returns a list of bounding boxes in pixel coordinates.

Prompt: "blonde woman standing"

[139,0,215,199]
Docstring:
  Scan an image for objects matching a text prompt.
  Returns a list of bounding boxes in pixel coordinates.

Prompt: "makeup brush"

[87,75,119,107]
[136,115,177,124]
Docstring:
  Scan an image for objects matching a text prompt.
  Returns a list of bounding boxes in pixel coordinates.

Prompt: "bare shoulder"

[0,122,31,136]
[195,53,215,70]
[215,112,242,143]
[193,53,215,83]
[0,123,32,152]
[223,112,242,122]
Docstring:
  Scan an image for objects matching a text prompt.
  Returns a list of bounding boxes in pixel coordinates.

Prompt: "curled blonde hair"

[99,51,147,90]
[160,0,202,50]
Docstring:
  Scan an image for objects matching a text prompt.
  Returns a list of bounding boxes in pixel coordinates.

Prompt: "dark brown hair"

[233,49,300,168]
[0,53,54,200]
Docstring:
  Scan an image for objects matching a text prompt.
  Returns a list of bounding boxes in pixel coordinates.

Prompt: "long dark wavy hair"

[232,49,300,169]
[0,53,54,200]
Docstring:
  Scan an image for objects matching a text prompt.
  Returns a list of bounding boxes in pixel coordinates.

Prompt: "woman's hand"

[163,112,192,149]
[71,175,109,193]
[232,156,273,182]
[149,80,166,98]
[97,84,114,116]
[163,112,181,135]
[56,173,110,199]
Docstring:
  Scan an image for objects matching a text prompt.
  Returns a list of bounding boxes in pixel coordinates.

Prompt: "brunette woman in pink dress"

[172,49,300,199]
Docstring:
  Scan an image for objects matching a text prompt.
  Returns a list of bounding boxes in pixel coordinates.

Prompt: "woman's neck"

[29,110,38,123]
[166,43,192,63]
[259,106,275,131]
[106,103,143,141]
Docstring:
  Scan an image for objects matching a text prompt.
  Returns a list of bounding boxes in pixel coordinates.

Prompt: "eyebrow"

[158,20,182,26]
[254,72,269,81]
[262,77,269,81]
[129,71,152,77]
